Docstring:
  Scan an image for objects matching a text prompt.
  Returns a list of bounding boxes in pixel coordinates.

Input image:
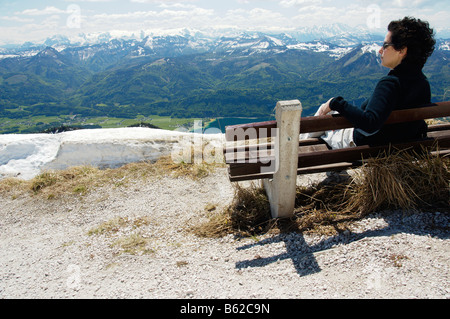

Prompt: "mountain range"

[0,27,449,133]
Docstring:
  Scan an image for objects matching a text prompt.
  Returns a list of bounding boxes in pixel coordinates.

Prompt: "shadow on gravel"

[236,233,322,276]
[235,211,450,277]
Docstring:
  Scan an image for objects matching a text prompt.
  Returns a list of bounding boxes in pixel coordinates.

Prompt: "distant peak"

[361,43,381,54]
[31,46,68,65]
[38,46,60,57]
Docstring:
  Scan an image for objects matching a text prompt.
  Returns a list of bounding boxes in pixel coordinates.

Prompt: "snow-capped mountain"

[286,23,387,46]
[0,32,376,74]
[1,23,448,63]
[0,24,385,61]
[0,24,448,135]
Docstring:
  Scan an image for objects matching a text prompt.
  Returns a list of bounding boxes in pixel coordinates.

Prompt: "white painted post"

[263,100,302,219]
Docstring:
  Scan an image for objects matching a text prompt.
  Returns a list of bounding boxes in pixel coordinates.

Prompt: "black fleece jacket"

[329,61,430,146]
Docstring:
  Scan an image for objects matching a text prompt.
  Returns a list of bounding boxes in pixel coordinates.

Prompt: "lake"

[204,117,275,133]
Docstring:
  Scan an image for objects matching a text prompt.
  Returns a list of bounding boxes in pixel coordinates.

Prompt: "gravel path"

[0,167,449,299]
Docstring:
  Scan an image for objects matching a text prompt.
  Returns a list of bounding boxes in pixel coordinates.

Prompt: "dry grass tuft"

[194,149,449,238]
[87,216,152,236]
[344,149,449,214]
[88,216,154,255]
[0,177,30,199]
[191,183,273,238]
[0,154,221,199]
[111,233,154,256]
[151,154,220,180]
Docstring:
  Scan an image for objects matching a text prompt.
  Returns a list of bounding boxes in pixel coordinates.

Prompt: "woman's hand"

[317,98,334,116]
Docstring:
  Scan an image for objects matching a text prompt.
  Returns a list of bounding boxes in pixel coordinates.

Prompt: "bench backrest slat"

[225,101,450,141]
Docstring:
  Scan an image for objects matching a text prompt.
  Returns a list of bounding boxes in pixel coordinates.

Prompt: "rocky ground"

[0,167,449,300]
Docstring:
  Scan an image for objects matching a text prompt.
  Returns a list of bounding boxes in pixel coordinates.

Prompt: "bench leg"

[263,100,302,219]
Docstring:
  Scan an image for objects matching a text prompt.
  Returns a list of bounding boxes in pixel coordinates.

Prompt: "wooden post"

[263,100,302,219]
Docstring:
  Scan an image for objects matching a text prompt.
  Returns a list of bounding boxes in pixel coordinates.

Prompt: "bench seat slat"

[226,128,450,166]
[225,143,329,164]
[229,148,450,182]
[227,132,450,181]
[428,123,450,132]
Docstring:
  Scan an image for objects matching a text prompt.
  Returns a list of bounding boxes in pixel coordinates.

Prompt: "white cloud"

[392,0,436,8]
[129,0,158,3]
[90,6,213,21]
[288,1,448,30]
[129,0,195,3]
[83,4,215,34]
[17,6,66,16]
[220,7,287,30]
[280,0,323,8]
[63,0,113,2]
[1,0,448,45]
[1,16,34,23]
[158,3,197,9]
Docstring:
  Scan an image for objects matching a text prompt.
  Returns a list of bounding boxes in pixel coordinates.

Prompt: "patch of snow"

[287,42,329,52]
[0,128,224,180]
[267,36,283,46]
[361,43,380,55]
[0,54,20,60]
[439,42,449,51]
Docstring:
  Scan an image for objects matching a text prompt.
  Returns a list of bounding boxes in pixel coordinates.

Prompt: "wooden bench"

[224,100,450,218]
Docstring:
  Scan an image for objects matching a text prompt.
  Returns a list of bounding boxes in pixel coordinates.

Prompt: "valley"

[0,113,199,134]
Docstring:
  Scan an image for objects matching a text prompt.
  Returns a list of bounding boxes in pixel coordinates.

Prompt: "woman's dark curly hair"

[388,17,436,67]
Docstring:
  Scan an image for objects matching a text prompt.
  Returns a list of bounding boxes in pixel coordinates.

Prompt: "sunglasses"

[382,42,395,50]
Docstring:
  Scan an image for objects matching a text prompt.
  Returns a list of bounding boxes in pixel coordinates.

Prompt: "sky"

[0,0,449,45]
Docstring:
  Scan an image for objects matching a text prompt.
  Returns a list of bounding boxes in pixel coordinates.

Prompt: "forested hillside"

[0,32,448,133]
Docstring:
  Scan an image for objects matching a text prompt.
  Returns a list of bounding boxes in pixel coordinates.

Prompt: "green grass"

[0,114,203,134]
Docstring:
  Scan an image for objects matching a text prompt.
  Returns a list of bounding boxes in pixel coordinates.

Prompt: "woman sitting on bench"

[309,17,436,149]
